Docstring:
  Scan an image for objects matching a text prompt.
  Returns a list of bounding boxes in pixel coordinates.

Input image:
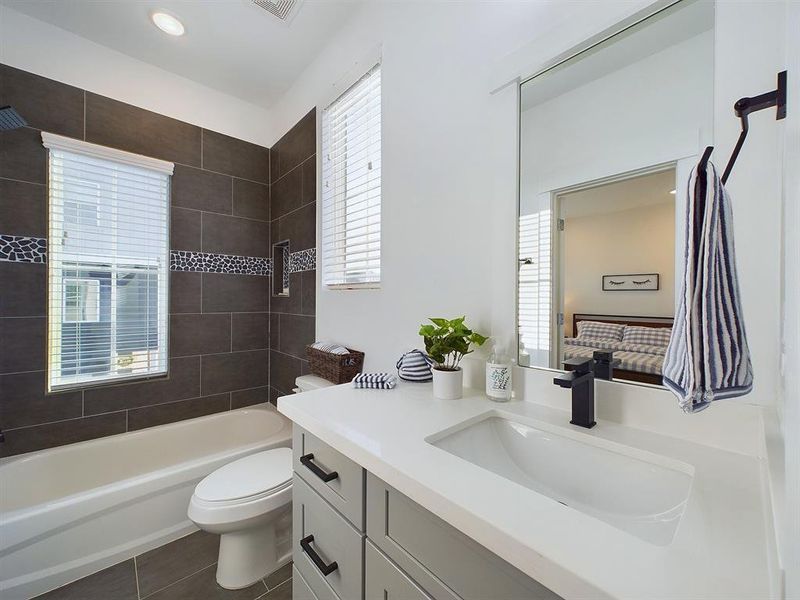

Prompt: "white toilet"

[188,447,293,590]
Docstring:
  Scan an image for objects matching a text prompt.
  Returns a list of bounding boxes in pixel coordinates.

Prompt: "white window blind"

[518,208,552,368]
[321,63,381,288]
[43,133,173,391]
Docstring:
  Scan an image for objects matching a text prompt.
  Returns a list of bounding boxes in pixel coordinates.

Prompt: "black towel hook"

[700,70,787,184]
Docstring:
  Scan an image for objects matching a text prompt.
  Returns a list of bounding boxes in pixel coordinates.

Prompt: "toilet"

[188,447,293,590]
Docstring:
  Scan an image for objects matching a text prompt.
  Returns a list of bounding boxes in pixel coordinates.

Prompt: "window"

[321,63,381,288]
[43,133,173,391]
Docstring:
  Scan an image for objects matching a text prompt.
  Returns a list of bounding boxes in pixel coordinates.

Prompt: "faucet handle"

[563,357,593,376]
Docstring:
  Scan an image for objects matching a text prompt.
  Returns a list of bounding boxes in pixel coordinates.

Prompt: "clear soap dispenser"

[486,344,512,402]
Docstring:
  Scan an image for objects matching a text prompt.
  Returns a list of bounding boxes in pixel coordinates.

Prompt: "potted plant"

[419,317,488,399]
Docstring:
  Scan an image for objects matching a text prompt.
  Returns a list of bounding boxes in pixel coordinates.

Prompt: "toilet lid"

[195,448,292,503]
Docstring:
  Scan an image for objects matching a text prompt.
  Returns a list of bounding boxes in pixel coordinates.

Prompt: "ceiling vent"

[250,0,303,23]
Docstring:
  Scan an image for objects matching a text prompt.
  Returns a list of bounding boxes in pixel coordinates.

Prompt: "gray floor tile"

[34,560,137,600]
[260,579,292,600]
[263,562,292,590]
[136,531,220,597]
[144,564,267,600]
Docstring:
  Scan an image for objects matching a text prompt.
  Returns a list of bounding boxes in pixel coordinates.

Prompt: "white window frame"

[43,132,173,391]
[62,278,101,324]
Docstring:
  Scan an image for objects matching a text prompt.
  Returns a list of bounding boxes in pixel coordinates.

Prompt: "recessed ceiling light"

[151,12,185,36]
[669,189,676,195]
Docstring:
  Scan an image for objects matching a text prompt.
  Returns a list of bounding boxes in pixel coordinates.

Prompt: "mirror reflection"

[517,0,714,386]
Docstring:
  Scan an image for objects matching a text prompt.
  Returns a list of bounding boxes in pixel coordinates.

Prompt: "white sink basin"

[427,413,693,546]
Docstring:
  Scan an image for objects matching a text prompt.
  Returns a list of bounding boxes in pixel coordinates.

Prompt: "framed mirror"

[517,0,714,387]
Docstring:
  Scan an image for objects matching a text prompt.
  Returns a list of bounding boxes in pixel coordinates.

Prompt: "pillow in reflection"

[623,326,672,347]
[576,321,625,341]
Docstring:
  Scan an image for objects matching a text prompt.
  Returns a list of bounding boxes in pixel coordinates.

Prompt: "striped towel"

[352,373,397,390]
[663,161,753,413]
[396,349,434,382]
[310,342,350,355]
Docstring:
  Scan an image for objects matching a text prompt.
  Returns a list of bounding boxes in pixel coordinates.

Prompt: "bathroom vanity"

[278,381,777,600]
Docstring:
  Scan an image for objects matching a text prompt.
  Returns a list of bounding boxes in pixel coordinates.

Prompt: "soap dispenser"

[486,344,512,402]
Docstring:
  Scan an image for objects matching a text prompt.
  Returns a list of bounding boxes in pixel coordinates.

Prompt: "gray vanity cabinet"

[292,425,562,600]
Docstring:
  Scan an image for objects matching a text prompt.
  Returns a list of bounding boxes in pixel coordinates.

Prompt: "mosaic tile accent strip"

[0,234,47,263]
[289,248,316,273]
[170,250,272,276]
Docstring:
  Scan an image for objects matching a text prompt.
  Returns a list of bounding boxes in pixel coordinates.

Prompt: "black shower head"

[0,106,27,131]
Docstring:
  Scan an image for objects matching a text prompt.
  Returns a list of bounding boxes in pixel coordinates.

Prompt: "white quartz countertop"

[277,382,775,600]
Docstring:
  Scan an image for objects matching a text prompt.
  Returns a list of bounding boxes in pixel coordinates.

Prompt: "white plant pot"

[432,368,463,400]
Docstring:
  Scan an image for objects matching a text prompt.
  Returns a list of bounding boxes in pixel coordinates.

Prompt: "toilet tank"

[294,375,335,393]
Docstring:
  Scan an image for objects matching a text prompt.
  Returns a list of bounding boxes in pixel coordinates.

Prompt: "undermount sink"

[427,413,693,546]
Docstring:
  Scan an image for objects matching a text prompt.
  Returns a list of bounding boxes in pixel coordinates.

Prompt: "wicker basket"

[306,346,365,384]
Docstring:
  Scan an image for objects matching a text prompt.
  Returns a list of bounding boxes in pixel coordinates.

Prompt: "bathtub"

[0,403,292,599]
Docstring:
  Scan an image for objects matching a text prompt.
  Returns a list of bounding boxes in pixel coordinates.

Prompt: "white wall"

[0,6,274,146]
[563,203,675,335]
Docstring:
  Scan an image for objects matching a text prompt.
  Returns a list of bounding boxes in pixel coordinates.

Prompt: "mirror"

[517,0,714,387]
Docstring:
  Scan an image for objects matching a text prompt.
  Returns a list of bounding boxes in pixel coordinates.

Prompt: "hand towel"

[352,372,397,390]
[396,349,434,382]
[663,161,753,412]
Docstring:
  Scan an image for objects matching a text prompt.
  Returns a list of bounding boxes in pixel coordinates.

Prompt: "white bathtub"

[0,403,292,599]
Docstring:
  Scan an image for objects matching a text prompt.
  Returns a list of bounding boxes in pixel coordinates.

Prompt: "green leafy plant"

[418,317,488,371]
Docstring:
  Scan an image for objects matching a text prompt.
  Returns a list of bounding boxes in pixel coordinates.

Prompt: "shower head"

[0,106,27,131]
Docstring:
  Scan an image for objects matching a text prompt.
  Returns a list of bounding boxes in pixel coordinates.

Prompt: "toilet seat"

[194,447,292,504]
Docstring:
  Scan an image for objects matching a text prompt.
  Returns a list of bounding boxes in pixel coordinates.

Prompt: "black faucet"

[553,357,596,428]
[592,350,615,381]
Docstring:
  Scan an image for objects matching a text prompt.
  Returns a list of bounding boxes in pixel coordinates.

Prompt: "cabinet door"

[365,540,434,600]
[366,473,563,600]
[293,566,320,600]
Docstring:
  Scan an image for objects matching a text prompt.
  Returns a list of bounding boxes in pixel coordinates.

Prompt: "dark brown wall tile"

[0,127,47,184]
[232,178,268,221]
[170,207,201,252]
[85,93,201,166]
[201,213,269,257]
[202,129,268,183]
[202,274,267,313]
[270,272,301,315]
[0,371,82,430]
[269,313,279,350]
[171,164,231,214]
[128,394,229,431]
[270,350,303,395]
[270,166,302,220]
[301,155,316,204]
[0,179,46,237]
[0,64,84,139]
[271,108,315,181]
[274,201,316,251]
[83,356,200,414]
[0,411,126,457]
[170,313,231,357]
[278,314,315,359]
[269,386,281,406]
[201,350,268,395]
[231,385,269,408]
[0,316,45,373]
[135,531,220,598]
[35,558,138,600]
[169,271,201,314]
[231,312,268,351]
[300,270,316,316]
[0,262,45,317]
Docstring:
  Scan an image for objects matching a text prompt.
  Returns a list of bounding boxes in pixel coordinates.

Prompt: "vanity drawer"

[293,566,322,600]
[366,540,434,600]
[293,474,363,600]
[293,425,365,529]
[366,473,562,600]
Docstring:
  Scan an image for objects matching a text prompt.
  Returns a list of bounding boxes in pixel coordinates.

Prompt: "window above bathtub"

[42,133,173,391]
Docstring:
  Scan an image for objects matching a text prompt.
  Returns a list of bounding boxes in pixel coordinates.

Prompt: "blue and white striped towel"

[396,349,434,382]
[663,161,753,413]
[352,372,397,390]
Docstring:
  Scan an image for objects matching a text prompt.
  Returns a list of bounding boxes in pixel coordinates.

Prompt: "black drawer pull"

[300,453,339,482]
[301,534,339,576]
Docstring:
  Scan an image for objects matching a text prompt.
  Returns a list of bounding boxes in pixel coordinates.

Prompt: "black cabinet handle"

[300,453,339,482]
[300,535,339,576]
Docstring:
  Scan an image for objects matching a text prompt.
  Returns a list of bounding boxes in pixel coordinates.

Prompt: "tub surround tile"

[201,350,269,395]
[273,202,316,253]
[85,93,201,167]
[136,531,221,598]
[170,207,202,253]
[270,272,302,315]
[231,386,270,409]
[34,559,138,600]
[144,564,266,600]
[171,164,232,214]
[170,313,232,357]
[0,234,47,263]
[269,313,280,351]
[0,262,45,316]
[233,178,269,221]
[127,393,230,430]
[171,251,271,277]
[270,350,306,396]
[269,387,282,406]
[0,371,82,430]
[0,127,47,184]
[169,271,201,314]
[0,316,45,373]
[278,314,315,360]
[270,166,302,220]
[300,270,316,316]
[289,248,316,273]
[201,212,269,258]
[83,356,201,414]
[0,178,47,237]
[0,64,85,139]
[270,109,315,181]
[0,411,126,457]
[202,273,269,313]
[232,312,269,351]
[301,156,316,205]
[201,129,269,184]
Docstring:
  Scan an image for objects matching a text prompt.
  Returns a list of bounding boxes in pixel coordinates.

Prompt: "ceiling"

[560,169,676,219]
[1,0,360,109]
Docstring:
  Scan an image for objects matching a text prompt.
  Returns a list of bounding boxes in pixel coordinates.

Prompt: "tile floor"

[34,531,292,600]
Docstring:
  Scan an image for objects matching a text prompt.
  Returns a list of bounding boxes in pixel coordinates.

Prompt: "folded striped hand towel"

[352,373,397,389]
[663,161,753,413]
